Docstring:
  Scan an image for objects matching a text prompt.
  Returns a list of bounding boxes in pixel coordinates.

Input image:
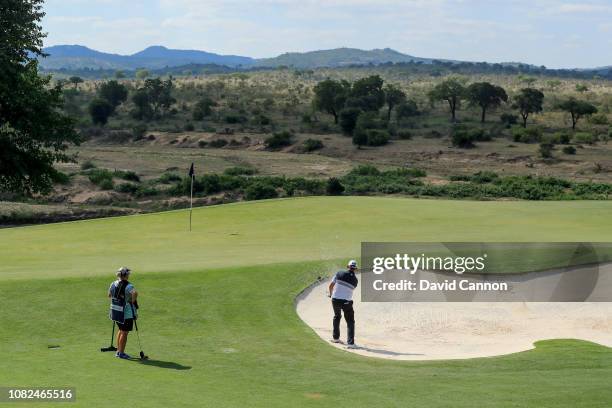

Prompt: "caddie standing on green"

[108,267,138,360]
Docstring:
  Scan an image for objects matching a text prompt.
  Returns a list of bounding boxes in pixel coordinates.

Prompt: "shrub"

[500,113,518,126]
[339,107,362,135]
[98,178,114,190]
[350,165,380,176]
[132,124,148,140]
[548,132,571,145]
[303,138,324,152]
[158,173,182,183]
[209,139,228,148]
[51,171,70,185]
[265,131,293,149]
[114,183,139,194]
[115,170,140,182]
[397,130,412,140]
[224,166,257,176]
[572,132,596,145]
[589,113,609,125]
[563,146,576,155]
[326,177,345,195]
[81,160,96,170]
[225,114,247,124]
[538,142,554,159]
[184,122,195,131]
[88,169,114,187]
[366,129,390,146]
[512,127,543,143]
[245,182,278,200]
[451,126,478,148]
[198,140,208,148]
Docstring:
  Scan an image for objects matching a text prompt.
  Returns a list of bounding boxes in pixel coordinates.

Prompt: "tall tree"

[428,77,467,122]
[556,97,597,130]
[98,80,128,112]
[0,0,80,195]
[513,88,544,128]
[466,82,508,123]
[349,75,385,112]
[313,79,349,123]
[384,84,406,121]
[69,76,83,90]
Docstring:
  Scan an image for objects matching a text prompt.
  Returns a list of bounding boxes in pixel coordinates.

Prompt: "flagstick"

[189,174,194,232]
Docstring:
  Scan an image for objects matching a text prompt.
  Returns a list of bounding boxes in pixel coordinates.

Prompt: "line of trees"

[313,75,420,147]
[426,77,597,129]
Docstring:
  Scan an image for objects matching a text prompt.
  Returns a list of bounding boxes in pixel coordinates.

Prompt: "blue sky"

[42,0,612,68]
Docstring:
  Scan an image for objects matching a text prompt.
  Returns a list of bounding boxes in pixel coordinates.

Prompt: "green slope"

[3,197,612,281]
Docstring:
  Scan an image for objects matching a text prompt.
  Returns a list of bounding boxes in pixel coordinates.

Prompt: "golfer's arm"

[328,282,335,297]
[132,290,138,303]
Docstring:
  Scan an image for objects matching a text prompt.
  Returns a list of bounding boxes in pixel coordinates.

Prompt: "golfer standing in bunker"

[328,260,359,348]
[108,267,138,359]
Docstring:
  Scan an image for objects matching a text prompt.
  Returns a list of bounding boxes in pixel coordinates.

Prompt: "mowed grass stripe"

[2,196,612,280]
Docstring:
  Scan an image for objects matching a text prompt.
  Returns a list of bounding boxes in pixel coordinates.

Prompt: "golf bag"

[109,280,130,324]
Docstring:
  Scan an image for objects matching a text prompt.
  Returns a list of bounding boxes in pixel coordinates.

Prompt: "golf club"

[100,322,118,352]
[131,303,149,360]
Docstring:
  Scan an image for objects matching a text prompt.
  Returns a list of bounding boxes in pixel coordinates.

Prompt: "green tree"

[556,97,598,130]
[313,79,349,123]
[428,77,467,122]
[466,82,508,123]
[349,75,385,112]
[98,80,128,112]
[513,88,544,128]
[384,84,406,121]
[395,100,419,124]
[135,69,149,80]
[131,78,176,119]
[88,99,114,126]
[0,0,80,195]
[114,70,125,79]
[575,84,589,93]
[192,97,217,121]
[131,89,152,120]
[69,76,83,90]
[339,107,362,135]
[144,77,176,116]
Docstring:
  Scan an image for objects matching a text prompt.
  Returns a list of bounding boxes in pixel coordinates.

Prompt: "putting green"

[2,197,612,407]
[2,196,612,280]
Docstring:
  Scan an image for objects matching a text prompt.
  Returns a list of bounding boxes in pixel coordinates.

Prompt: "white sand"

[296,278,612,360]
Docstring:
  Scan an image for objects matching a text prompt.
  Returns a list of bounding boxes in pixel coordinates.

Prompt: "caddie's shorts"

[117,319,133,332]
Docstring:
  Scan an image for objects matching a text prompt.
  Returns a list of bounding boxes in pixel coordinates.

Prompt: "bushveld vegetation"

[5,56,612,223]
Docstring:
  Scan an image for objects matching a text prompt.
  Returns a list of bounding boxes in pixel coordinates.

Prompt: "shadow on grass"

[132,358,192,370]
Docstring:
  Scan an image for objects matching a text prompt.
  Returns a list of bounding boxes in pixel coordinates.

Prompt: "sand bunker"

[296,278,612,360]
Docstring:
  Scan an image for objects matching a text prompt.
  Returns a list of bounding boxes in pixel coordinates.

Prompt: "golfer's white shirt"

[331,271,357,300]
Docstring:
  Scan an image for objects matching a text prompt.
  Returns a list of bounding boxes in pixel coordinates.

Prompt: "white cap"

[116,266,131,277]
[347,260,358,268]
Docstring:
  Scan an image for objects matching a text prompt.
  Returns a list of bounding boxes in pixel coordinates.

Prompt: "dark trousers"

[332,298,355,345]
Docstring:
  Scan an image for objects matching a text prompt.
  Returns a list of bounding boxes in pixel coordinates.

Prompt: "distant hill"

[39,45,442,71]
[39,45,254,70]
[255,47,435,68]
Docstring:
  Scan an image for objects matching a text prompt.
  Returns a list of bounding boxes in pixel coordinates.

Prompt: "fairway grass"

[2,197,612,407]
